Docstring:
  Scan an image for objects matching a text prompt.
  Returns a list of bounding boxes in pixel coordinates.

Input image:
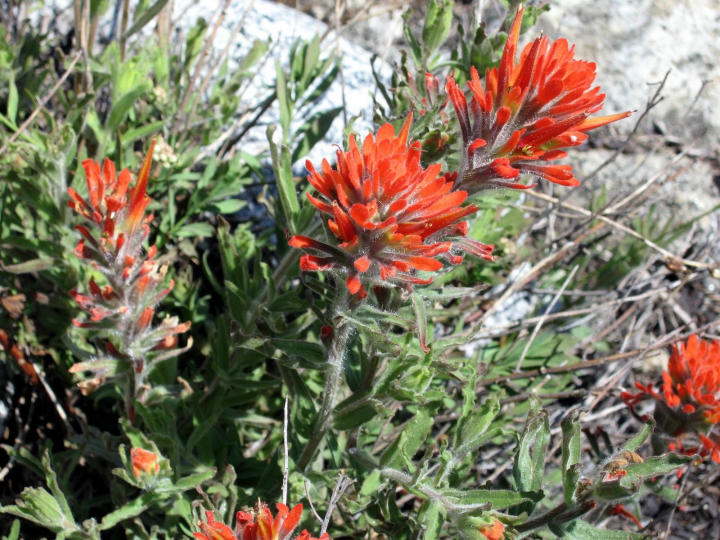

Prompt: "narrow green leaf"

[3,518,21,540]
[439,488,538,509]
[239,39,270,72]
[267,125,299,229]
[99,493,159,530]
[176,222,214,238]
[122,0,170,39]
[422,0,453,57]
[621,419,655,453]
[411,292,429,353]
[558,519,649,539]
[455,395,500,457]
[275,60,292,136]
[209,199,246,214]
[7,75,18,126]
[120,120,165,145]
[108,87,147,131]
[291,106,342,163]
[403,12,423,67]
[1,258,55,274]
[333,403,377,430]
[418,501,443,540]
[561,409,582,504]
[381,410,433,468]
[513,406,549,494]
[622,453,691,483]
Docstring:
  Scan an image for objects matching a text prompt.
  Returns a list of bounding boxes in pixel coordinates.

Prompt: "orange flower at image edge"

[622,334,720,463]
[289,114,493,299]
[445,5,630,193]
[194,503,329,540]
[131,447,159,477]
[479,518,505,540]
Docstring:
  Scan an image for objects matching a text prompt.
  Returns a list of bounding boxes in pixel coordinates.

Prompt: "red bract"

[622,335,720,463]
[194,503,329,540]
[130,447,159,477]
[445,5,630,193]
[662,334,720,423]
[478,518,505,540]
[289,114,493,299]
[67,142,190,397]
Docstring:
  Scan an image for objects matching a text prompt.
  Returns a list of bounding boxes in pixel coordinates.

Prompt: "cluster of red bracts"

[445,5,630,193]
[67,141,190,394]
[289,114,493,298]
[194,503,329,540]
[622,335,720,463]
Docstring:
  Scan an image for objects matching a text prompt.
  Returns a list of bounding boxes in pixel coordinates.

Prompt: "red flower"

[130,447,159,477]
[289,114,493,298]
[648,334,720,424]
[623,334,720,462]
[194,511,235,540]
[445,5,630,193]
[67,142,190,395]
[194,503,329,540]
[478,518,505,540]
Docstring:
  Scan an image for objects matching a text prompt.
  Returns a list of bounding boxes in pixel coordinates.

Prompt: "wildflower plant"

[1,1,717,539]
[67,141,191,415]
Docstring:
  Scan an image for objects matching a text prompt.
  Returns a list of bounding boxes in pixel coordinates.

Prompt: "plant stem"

[297,316,351,470]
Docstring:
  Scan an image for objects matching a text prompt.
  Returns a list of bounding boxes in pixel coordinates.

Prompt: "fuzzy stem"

[297,316,351,471]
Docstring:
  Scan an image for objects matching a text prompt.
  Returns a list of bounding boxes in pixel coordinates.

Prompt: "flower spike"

[446,5,631,193]
[67,142,191,408]
[290,114,493,298]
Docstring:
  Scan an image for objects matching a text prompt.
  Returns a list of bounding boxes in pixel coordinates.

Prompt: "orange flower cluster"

[478,518,505,540]
[194,503,329,540]
[131,447,159,477]
[67,142,190,395]
[289,115,493,298]
[445,6,630,193]
[622,335,720,463]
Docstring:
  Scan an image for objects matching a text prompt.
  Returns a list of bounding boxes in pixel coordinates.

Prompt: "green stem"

[297,315,351,471]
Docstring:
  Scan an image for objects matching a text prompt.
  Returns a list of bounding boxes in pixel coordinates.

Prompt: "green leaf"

[7,75,18,126]
[275,61,291,136]
[0,488,77,534]
[291,106,342,163]
[622,453,691,483]
[1,258,55,274]
[418,501,443,540]
[411,292,429,353]
[120,120,165,146]
[239,39,269,72]
[561,409,582,504]
[455,395,500,457]
[621,419,654,453]
[99,492,160,530]
[557,519,649,539]
[513,404,549,496]
[422,0,454,58]
[107,86,148,131]
[403,11,423,67]
[176,222,214,238]
[333,402,377,430]
[209,199,246,214]
[122,0,170,39]
[2,518,21,540]
[381,410,434,468]
[592,481,635,502]
[267,125,299,229]
[439,488,539,509]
